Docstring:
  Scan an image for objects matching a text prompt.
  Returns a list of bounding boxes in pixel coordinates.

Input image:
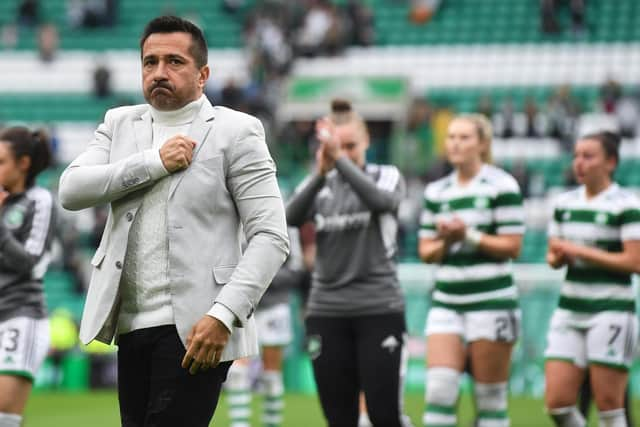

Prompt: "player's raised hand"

[181,315,230,374]
[316,118,342,161]
[159,135,197,173]
[315,142,335,176]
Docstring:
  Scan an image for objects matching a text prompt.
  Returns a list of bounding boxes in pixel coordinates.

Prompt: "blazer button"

[115,261,123,269]
[126,212,133,221]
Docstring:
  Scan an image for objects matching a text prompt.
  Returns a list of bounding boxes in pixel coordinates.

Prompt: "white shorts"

[545,309,638,370]
[425,307,520,343]
[0,316,50,381]
[255,303,292,347]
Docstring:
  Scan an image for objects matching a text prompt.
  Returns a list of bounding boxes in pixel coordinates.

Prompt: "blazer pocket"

[90,249,106,268]
[213,265,236,285]
[192,154,223,171]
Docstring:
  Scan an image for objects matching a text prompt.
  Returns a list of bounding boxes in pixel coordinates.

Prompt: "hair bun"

[331,98,352,113]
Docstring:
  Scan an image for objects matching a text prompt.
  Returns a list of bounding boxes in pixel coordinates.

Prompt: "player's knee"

[426,367,460,405]
[545,386,577,410]
[593,392,624,412]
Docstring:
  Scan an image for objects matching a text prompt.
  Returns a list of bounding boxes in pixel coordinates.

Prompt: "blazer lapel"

[133,110,153,152]
[168,99,216,198]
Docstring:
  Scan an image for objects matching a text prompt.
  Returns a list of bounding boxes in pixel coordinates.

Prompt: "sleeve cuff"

[143,149,170,180]
[206,303,236,334]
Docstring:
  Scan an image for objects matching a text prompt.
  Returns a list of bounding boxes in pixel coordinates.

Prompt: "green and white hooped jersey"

[419,164,525,311]
[548,183,640,315]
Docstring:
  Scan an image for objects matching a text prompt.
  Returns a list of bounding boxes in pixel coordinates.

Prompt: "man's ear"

[199,65,210,89]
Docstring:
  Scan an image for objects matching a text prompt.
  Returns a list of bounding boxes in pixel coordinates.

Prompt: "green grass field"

[23,391,640,426]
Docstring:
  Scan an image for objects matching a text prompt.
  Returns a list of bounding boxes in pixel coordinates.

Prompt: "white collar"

[149,95,205,126]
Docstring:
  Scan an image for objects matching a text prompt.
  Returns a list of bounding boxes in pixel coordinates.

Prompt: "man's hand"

[181,316,230,375]
[159,135,197,173]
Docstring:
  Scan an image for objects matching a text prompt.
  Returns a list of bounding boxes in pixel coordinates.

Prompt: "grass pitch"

[24,391,638,426]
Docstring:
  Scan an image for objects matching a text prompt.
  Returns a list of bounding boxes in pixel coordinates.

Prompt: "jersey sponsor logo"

[314,212,371,232]
[381,335,399,353]
[3,204,26,230]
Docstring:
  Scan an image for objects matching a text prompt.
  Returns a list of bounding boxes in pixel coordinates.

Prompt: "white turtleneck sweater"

[118,96,205,334]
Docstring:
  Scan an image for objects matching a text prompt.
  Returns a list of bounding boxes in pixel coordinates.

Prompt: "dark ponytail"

[0,126,53,188]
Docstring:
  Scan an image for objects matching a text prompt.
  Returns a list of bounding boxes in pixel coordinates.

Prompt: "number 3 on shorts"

[0,328,20,352]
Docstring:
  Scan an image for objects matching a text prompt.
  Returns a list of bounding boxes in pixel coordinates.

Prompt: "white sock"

[423,367,460,427]
[261,370,284,427]
[475,382,509,427]
[226,363,252,427]
[358,411,373,427]
[0,413,22,427]
[599,408,627,427]
[548,405,586,427]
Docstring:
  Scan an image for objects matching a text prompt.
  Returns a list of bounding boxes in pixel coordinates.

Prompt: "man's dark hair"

[140,15,208,68]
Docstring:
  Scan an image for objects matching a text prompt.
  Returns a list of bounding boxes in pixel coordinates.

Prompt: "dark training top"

[286,157,406,317]
[0,187,55,321]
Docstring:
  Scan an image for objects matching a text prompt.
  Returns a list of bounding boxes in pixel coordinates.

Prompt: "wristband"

[465,227,483,248]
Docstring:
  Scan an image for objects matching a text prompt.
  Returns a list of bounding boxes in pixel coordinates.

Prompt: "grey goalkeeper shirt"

[0,187,55,321]
[286,157,406,317]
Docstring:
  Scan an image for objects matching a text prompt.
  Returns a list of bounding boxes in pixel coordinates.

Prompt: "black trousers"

[306,312,406,427]
[117,325,232,427]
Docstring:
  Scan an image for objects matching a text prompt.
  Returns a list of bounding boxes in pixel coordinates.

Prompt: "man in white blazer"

[58,15,289,427]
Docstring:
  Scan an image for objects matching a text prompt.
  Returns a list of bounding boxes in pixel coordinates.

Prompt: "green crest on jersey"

[4,205,26,230]
[562,211,571,221]
[3,355,15,364]
[474,197,489,209]
[595,212,609,224]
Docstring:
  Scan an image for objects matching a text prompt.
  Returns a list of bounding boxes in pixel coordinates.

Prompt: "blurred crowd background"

[1,0,640,397]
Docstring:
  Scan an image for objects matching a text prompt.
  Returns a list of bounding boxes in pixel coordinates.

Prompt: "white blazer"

[58,98,289,361]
